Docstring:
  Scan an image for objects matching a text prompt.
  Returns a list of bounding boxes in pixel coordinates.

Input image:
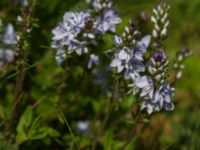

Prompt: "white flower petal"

[147,104,153,114]
[135,76,149,88]
[118,49,128,60]
[139,35,151,48]
[117,66,124,73]
[141,102,147,110]
[110,59,121,67]
[140,87,151,97]
[114,35,123,46]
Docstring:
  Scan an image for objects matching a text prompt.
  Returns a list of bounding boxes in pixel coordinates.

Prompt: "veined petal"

[163,102,174,111]
[135,76,150,88]
[117,66,124,73]
[118,49,128,60]
[114,35,123,46]
[110,59,121,67]
[153,90,161,103]
[52,32,69,40]
[141,102,147,110]
[138,35,151,49]
[164,94,171,103]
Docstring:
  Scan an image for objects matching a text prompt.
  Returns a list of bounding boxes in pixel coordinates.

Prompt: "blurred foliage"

[0,0,200,149]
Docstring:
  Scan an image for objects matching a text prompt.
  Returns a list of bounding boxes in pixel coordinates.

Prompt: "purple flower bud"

[153,50,166,62]
[179,47,192,58]
[148,50,168,80]
[151,49,167,66]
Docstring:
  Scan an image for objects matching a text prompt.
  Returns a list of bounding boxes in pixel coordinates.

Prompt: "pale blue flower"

[77,120,90,134]
[159,84,175,111]
[110,36,150,79]
[134,75,154,97]
[141,99,160,114]
[63,12,91,33]
[110,47,132,73]
[2,24,17,45]
[0,48,14,67]
[68,39,88,55]
[0,23,16,67]
[52,11,94,56]
[87,54,99,69]
[96,9,121,33]
[140,83,174,114]
[52,11,91,50]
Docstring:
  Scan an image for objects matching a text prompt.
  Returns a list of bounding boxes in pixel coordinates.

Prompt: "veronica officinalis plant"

[110,2,192,114]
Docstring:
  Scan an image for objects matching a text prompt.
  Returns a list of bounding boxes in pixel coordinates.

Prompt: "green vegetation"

[0,0,199,149]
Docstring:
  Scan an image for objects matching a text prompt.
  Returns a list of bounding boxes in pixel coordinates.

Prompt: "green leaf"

[16,106,33,142]
[103,129,113,150]
[125,136,137,150]
[16,106,33,133]
[28,126,60,140]
[28,114,60,139]
[47,127,60,137]
[113,140,124,149]
[28,127,48,140]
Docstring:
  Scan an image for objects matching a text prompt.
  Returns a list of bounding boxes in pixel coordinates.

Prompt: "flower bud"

[148,50,169,81]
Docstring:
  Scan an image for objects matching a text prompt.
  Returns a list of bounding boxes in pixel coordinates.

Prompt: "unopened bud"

[152,29,157,38]
[160,28,167,36]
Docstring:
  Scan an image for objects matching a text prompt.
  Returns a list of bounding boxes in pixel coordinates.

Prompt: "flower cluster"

[133,50,175,114]
[0,22,17,67]
[91,0,121,33]
[110,2,191,114]
[173,47,192,79]
[52,12,93,55]
[51,1,191,114]
[90,0,112,11]
[110,20,151,80]
[151,2,170,47]
[52,0,121,66]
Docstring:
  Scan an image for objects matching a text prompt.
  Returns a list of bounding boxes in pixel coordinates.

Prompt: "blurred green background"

[0,0,200,149]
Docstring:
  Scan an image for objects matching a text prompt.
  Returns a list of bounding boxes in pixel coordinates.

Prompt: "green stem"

[58,109,80,150]
[121,110,143,150]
